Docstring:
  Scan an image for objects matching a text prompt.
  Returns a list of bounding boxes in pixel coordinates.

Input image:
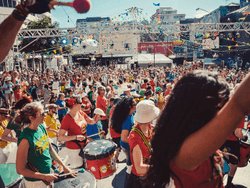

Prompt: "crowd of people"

[1,0,250,187]
[0,59,250,188]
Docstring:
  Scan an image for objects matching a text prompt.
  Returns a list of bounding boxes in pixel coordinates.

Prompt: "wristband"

[12,5,28,21]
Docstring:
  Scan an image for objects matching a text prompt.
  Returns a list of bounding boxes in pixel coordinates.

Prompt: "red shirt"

[128,124,151,176]
[108,85,114,92]
[14,90,23,102]
[149,80,155,92]
[60,111,88,149]
[141,83,147,89]
[165,90,170,96]
[82,98,92,114]
[228,119,245,141]
[170,159,224,188]
[96,95,108,120]
[109,106,121,138]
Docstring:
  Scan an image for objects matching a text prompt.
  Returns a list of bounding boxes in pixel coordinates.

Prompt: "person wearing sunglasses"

[44,104,59,145]
[58,96,94,168]
[15,102,74,188]
[86,108,106,141]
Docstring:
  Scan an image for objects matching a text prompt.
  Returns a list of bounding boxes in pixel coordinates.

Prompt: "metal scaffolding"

[17,22,250,39]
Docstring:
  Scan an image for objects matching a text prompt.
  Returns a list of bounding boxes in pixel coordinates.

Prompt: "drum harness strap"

[67,113,87,159]
[131,126,151,164]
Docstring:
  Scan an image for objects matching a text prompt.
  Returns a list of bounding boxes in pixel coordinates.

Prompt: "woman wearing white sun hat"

[126,100,160,188]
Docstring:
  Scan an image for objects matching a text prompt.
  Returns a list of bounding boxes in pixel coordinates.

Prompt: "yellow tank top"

[158,94,164,110]
[44,114,58,138]
[0,120,9,148]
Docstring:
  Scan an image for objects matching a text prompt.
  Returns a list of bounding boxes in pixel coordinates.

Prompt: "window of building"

[8,0,12,7]
[124,43,131,49]
[2,0,8,7]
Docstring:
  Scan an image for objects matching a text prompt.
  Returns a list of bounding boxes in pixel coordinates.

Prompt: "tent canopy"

[130,53,173,65]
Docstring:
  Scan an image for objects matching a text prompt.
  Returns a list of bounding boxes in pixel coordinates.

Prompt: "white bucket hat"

[134,100,160,123]
[94,108,106,116]
[81,93,88,98]
[5,77,11,81]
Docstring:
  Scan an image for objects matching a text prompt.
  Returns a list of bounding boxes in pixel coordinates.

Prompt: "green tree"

[19,16,68,54]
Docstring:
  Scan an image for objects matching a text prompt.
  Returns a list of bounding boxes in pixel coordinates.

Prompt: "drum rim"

[6,177,23,188]
[83,140,116,160]
[54,168,96,188]
[0,163,22,187]
[239,129,250,146]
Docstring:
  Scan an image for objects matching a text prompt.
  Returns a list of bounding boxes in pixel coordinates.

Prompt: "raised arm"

[174,73,250,171]
[0,0,55,63]
[0,14,24,63]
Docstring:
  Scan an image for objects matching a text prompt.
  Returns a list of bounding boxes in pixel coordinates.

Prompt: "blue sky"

[51,0,236,28]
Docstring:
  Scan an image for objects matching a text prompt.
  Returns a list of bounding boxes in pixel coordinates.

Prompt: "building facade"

[152,7,185,25]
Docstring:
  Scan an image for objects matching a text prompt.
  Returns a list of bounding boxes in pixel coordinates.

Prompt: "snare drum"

[83,139,116,179]
[238,129,250,167]
[0,163,23,188]
[54,169,96,188]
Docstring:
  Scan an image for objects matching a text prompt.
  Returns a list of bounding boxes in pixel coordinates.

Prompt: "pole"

[167,35,168,57]
[154,43,155,67]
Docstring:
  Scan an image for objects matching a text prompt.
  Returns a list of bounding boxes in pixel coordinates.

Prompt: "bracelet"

[12,5,28,21]
[75,135,78,140]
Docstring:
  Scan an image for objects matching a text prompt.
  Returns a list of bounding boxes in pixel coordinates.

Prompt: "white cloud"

[195,10,211,18]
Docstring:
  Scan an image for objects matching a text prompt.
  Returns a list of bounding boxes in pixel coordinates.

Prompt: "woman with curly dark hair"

[110,96,136,174]
[144,70,248,188]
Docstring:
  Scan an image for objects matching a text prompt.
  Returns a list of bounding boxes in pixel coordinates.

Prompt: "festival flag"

[153,3,160,6]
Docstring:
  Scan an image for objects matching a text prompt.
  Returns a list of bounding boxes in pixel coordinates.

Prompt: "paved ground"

[50,104,250,188]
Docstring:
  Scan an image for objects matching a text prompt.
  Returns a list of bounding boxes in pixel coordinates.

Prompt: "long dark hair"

[145,71,229,188]
[110,96,134,134]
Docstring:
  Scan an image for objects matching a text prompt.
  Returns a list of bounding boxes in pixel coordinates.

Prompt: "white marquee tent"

[129,53,173,67]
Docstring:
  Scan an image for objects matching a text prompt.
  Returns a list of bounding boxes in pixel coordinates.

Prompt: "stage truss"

[17,22,250,39]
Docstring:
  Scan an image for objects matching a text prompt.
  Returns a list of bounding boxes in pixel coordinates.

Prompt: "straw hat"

[134,100,160,123]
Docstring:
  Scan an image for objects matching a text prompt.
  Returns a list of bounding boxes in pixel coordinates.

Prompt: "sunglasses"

[36,112,46,116]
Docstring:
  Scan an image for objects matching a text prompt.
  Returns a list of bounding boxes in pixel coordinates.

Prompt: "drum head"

[83,140,116,160]
[240,129,250,146]
[54,169,96,188]
[0,164,21,187]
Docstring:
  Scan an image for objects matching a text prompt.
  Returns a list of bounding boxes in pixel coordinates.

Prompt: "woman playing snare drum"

[58,95,94,168]
[15,102,75,188]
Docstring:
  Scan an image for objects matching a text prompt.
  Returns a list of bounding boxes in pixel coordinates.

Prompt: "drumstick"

[52,0,91,13]
[57,169,85,177]
[86,131,105,138]
[244,128,249,137]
